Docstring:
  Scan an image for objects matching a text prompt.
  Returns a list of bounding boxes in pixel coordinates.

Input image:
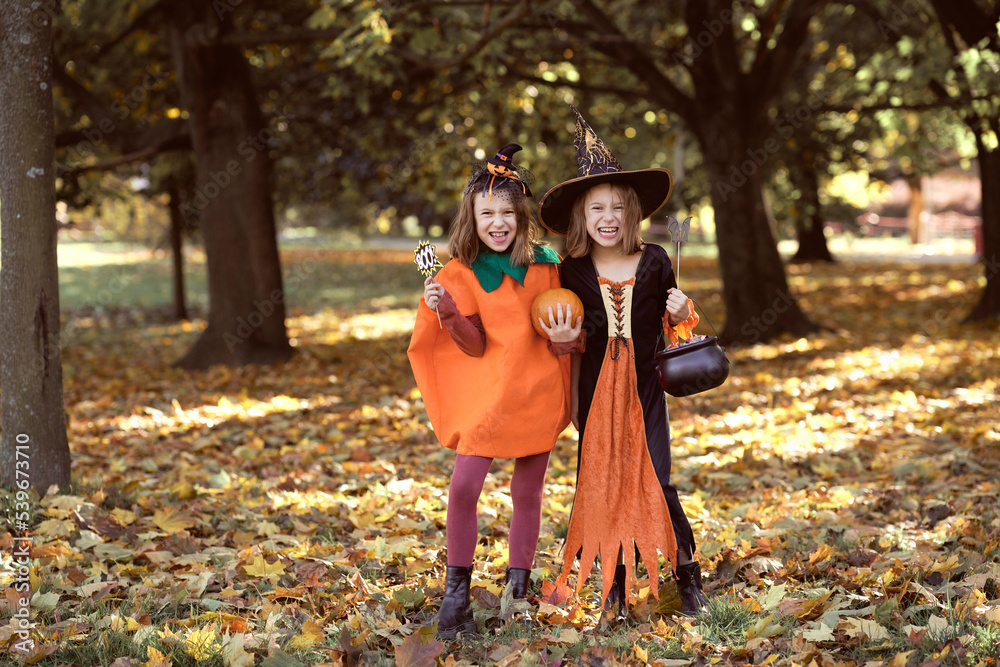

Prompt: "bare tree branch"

[59,133,191,177]
[221,27,348,46]
[929,0,999,50]
[749,0,790,75]
[748,0,826,110]
[514,70,647,101]
[572,0,696,126]
[394,0,529,70]
[52,66,120,131]
[816,94,996,114]
[96,0,171,58]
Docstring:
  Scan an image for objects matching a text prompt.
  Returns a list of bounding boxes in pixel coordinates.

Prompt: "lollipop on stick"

[413,240,445,328]
[666,216,691,286]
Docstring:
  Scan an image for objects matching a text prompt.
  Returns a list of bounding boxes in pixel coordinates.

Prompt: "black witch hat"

[465,143,534,199]
[538,107,673,235]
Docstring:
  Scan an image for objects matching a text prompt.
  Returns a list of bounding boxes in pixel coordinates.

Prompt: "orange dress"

[558,277,678,604]
[407,259,572,458]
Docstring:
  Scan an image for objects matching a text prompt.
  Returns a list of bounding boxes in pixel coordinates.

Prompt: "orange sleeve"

[663,299,699,347]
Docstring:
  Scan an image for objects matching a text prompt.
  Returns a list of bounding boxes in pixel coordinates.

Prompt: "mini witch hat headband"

[464,143,534,200]
[538,106,673,235]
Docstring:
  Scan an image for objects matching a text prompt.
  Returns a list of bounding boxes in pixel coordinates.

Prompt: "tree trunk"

[964,134,1000,322]
[0,2,72,493]
[675,0,819,345]
[905,172,924,245]
[698,117,818,345]
[167,178,188,321]
[169,2,291,368]
[922,0,1000,322]
[791,163,835,263]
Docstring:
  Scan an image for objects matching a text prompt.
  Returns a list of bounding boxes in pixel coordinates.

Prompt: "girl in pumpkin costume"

[408,144,584,639]
[538,108,707,618]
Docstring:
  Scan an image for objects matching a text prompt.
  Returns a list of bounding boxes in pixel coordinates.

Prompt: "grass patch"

[448,620,592,666]
[56,240,423,316]
[848,604,1000,666]
[971,622,1000,659]
[697,595,758,647]
[69,475,140,511]
[31,595,228,667]
[600,625,690,661]
[0,487,41,533]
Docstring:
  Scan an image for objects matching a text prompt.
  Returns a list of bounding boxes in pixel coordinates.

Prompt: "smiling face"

[474,194,519,252]
[583,183,626,250]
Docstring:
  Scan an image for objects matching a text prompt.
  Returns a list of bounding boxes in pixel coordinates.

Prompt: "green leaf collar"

[470,244,560,293]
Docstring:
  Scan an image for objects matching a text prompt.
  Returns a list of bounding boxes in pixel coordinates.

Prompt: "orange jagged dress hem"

[558,277,678,606]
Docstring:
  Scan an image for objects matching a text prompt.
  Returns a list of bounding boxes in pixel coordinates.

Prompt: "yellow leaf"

[220,633,255,667]
[889,651,913,667]
[496,650,524,667]
[287,619,324,649]
[929,554,960,573]
[746,613,786,640]
[808,544,836,565]
[111,508,137,525]
[801,622,835,642]
[243,554,286,577]
[634,644,649,663]
[758,584,787,612]
[828,487,854,506]
[841,617,890,641]
[255,520,281,537]
[911,581,946,608]
[271,395,303,411]
[540,626,579,644]
[169,482,197,500]
[926,615,950,634]
[23,642,56,664]
[184,624,218,661]
[30,591,59,613]
[98,614,141,632]
[152,507,196,533]
[144,646,172,667]
[35,518,75,538]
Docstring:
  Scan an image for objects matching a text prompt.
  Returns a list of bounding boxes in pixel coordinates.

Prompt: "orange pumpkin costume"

[408,258,572,458]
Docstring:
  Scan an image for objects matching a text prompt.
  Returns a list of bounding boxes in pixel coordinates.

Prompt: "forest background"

[0,1,998,665]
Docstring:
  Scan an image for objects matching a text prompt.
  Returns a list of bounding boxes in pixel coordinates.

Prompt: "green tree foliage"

[49,0,998,343]
[925,0,1000,321]
[848,0,1000,320]
[51,0,306,367]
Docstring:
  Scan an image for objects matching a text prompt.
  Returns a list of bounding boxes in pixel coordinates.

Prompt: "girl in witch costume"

[408,143,584,639]
[538,108,708,618]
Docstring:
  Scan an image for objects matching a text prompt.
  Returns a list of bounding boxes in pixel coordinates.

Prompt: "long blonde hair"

[565,182,644,258]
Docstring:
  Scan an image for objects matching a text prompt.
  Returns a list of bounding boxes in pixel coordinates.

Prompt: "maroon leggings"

[446,451,550,569]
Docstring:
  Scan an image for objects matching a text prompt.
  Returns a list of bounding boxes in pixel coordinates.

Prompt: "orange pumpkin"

[531,288,584,338]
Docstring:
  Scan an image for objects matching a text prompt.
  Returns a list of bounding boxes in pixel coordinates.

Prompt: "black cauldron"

[655,336,730,397]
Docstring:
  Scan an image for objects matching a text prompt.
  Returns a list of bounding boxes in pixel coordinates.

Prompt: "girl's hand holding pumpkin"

[540,302,583,343]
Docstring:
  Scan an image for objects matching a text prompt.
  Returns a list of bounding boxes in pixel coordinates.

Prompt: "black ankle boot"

[503,567,535,626]
[505,568,531,599]
[676,562,707,615]
[603,563,629,623]
[435,565,476,639]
